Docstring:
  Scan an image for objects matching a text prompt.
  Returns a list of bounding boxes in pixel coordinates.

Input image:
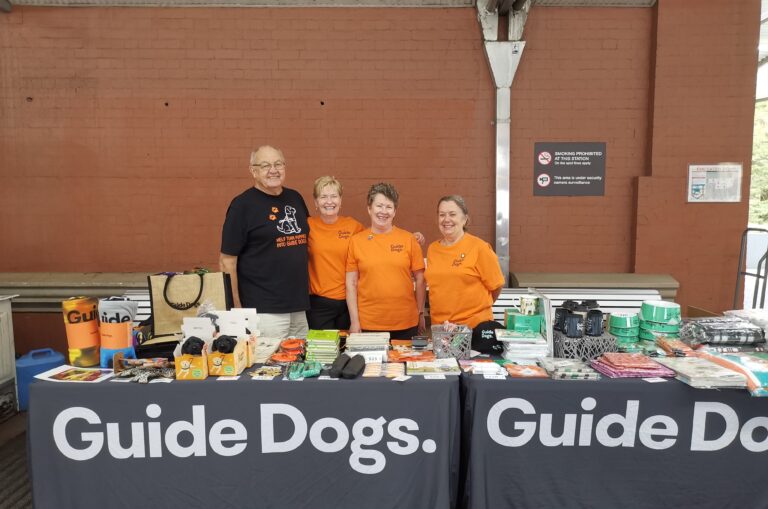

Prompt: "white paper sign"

[484,374,507,380]
[318,376,338,380]
[251,375,274,381]
[216,376,240,381]
[424,374,446,380]
[688,163,742,202]
[392,375,411,382]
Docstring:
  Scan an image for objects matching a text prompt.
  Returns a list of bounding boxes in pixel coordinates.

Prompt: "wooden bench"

[0,272,150,325]
[510,273,678,301]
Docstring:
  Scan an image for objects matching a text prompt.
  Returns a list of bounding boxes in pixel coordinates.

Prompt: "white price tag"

[483,374,506,380]
[392,375,411,382]
[424,374,446,380]
[318,375,338,380]
[216,376,241,381]
[642,377,669,383]
[251,375,275,381]
[148,378,174,384]
[110,378,131,383]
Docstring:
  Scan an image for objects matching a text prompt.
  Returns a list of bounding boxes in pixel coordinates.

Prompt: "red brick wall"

[0,2,760,354]
[0,6,495,273]
[509,7,653,272]
[634,0,759,312]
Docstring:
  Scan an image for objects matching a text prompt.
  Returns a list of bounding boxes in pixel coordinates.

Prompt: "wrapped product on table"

[680,317,765,346]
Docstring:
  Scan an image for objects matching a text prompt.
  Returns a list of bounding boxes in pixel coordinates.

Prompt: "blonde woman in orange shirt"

[307,176,365,329]
[425,195,505,334]
[346,182,427,339]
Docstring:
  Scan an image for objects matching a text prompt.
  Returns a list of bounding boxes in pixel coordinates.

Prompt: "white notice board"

[687,163,742,203]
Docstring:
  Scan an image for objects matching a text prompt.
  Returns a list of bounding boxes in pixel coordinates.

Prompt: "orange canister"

[62,297,100,367]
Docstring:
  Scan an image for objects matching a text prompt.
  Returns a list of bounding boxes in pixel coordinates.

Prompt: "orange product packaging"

[505,364,549,378]
[207,339,247,377]
[174,341,209,381]
[62,297,100,367]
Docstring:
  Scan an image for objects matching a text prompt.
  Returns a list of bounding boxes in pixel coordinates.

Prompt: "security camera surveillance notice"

[534,142,606,196]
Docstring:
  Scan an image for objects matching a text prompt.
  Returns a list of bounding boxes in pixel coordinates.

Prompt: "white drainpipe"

[477,0,527,285]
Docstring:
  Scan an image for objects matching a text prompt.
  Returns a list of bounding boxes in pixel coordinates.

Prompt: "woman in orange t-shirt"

[346,182,426,339]
[425,195,505,330]
[307,176,364,329]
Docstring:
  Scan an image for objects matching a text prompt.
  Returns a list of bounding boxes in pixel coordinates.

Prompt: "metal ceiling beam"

[0,0,474,5]
[533,0,656,5]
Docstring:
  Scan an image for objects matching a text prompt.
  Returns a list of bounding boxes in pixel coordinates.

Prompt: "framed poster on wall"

[687,163,742,202]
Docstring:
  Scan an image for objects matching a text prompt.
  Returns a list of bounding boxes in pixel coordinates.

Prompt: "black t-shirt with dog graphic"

[221,187,310,312]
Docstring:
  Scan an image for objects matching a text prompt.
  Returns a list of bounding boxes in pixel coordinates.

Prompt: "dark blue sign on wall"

[534,142,606,196]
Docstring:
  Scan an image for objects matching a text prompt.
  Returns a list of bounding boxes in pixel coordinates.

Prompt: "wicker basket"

[431,324,472,360]
[553,330,617,362]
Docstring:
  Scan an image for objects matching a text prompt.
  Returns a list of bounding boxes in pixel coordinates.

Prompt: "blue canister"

[16,348,65,411]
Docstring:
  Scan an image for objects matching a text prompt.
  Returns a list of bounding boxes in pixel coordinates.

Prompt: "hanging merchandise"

[62,297,100,367]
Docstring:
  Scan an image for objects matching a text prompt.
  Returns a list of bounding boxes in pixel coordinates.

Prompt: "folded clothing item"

[681,317,765,346]
[591,353,676,378]
[342,355,366,379]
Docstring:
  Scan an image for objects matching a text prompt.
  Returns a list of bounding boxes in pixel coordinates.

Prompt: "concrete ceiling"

[5,0,655,8]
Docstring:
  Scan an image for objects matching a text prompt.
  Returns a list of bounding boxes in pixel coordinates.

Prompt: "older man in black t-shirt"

[220,145,310,338]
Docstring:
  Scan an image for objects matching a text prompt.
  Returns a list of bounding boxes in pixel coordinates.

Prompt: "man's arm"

[414,269,426,334]
[346,271,361,333]
[219,253,241,308]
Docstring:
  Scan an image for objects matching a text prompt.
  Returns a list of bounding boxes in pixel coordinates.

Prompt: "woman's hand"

[417,314,426,335]
[349,321,362,334]
[414,231,425,246]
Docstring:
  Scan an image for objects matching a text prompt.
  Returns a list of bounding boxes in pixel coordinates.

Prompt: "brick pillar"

[634,0,760,312]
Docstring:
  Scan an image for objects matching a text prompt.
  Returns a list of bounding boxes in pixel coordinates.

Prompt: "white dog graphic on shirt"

[277,206,302,235]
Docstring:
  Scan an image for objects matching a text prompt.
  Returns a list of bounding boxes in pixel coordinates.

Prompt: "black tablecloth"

[460,374,768,509]
[29,374,460,509]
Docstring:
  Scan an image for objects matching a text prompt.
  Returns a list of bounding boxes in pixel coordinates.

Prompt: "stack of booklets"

[496,329,549,364]
[406,358,461,376]
[538,357,601,380]
[591,352,675,378]
[654,357,746,389]
[305,330,341,365]
[253,337,281,364]
[346,332,390,363]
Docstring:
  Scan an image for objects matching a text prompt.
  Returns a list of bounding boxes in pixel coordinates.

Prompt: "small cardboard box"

[173,343,209,380]
[207,339,247,376]
[217,312,259,368]
[174,317,216,381]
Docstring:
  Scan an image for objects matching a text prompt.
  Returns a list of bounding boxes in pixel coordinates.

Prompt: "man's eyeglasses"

[251,161,286,172]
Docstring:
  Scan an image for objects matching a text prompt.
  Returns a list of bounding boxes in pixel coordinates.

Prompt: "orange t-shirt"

[308,216,364,300]
[346,227,425,331]
[425,233,505,329]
